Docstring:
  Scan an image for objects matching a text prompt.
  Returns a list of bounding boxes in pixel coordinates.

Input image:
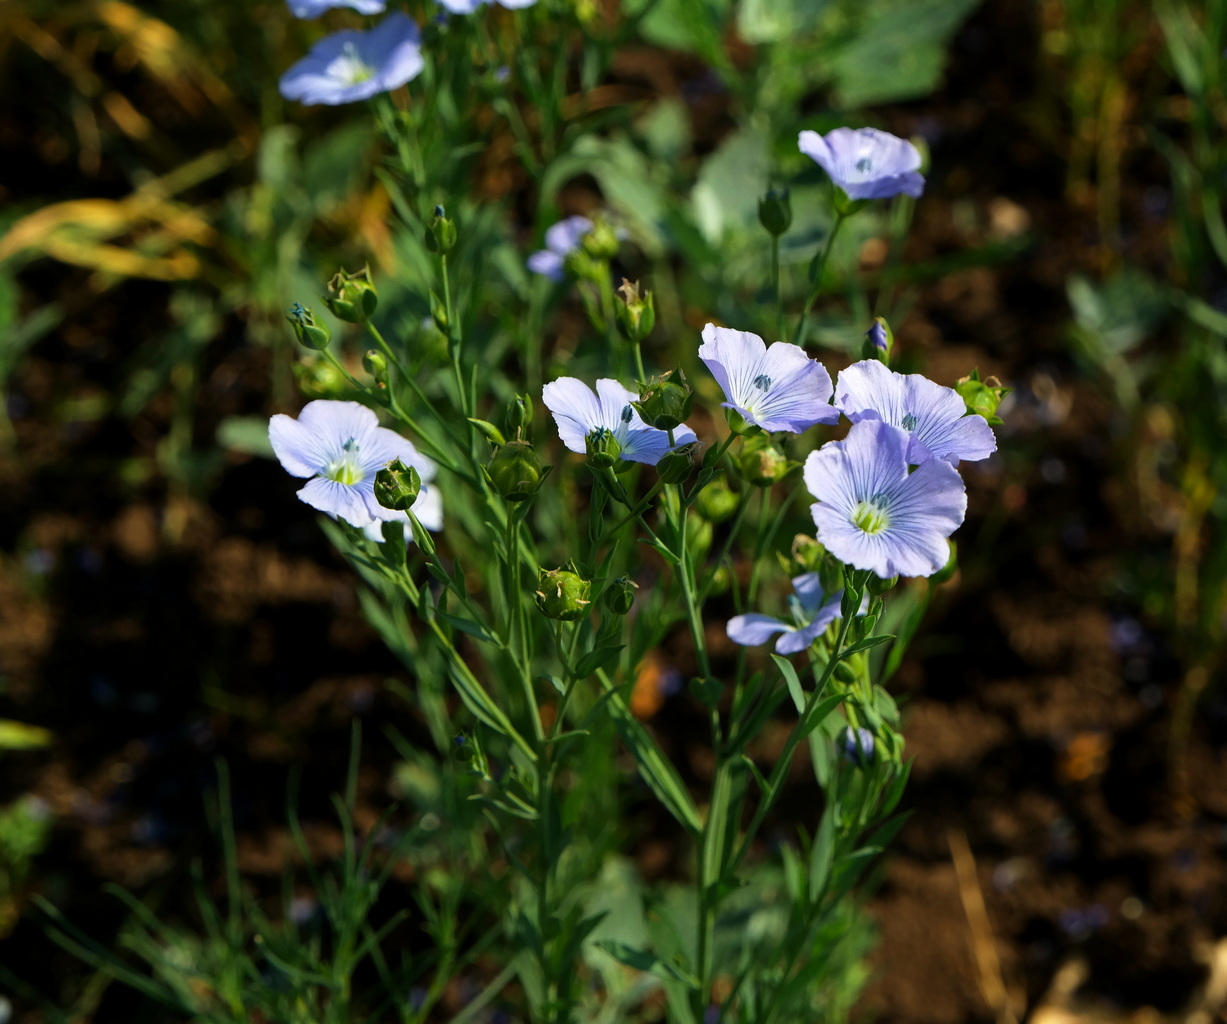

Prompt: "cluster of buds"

[634,368,692,431]
[324,265,378,323]
[956,369,1011,425]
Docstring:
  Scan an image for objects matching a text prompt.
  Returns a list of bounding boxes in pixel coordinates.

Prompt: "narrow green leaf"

[598,671,701,834]
[594,940,700,989]
[467,417,506,445]
[839,633,896,658]
[575,645,624,679]
[436,609,495,644]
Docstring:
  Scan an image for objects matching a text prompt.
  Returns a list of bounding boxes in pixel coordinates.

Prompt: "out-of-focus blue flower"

[798,127,924,201]
[835,359,997,465]
[270,400,438,528]
[440,0,536,10]
[279,12,423,106]
[698,324,839,434]
[527,216,592,281]
[804,420,966,578]
[839,725,875,765]
[542,377,697,466]
[288,0,386,17]
[727,573,844,655]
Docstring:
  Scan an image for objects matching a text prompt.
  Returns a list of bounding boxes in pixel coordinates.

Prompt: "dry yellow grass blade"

[0,142,246,282]
[94,0,238,115]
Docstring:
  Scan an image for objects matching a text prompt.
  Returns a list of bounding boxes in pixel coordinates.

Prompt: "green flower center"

[333,43,375,85]
[325,437,364,486]
[851,499,890,535]
[901,412,918,431]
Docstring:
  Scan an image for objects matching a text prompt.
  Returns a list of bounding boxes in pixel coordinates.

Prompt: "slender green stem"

[792,212,847,347]
[729,612,856,876]
[772,234,784,341]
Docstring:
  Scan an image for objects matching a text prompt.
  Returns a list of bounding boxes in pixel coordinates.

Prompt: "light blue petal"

[439,0,484,10]
[753,343,838,432]
[838,360,995,464]
[279,13,422,106]
[799,127,924,201]
[727,614,791,647]
[297,476,378,526]
[543,377,603,453]
[527,249,565,280]
[545,216,593,255]
[698,323,766,414]
[413,484,444,531]
[288,0,386,17]
[807,420,965,578]
[270,413,330,478]
[790,572,823,610]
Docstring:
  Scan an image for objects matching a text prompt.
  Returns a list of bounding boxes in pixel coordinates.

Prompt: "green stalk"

[792,212,846,348]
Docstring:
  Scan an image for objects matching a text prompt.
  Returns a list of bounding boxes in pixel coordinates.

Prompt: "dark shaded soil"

[2,0,1222,1020]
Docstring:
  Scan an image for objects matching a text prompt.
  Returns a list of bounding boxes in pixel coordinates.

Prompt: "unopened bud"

[286,303,331,351]
[839,725,875,766]
[563,247,603,283]
[695,476,740,523]
[867,574,898,596]
[817,552,844,596]
[374,459,421,511]
[294,357,347,399]
[429,290,450,337]
[656,442,702,485]
[737,433,792,487]
[615,279,656,344]
[487,440,543,502]
[324,266,378,323]
[634,368,692,430]
[586,427,622,469]
[790,534,824,573]
[362,349,388,385]
[603,575,638,616]
[425,204,458,254]
[956,369,1011,426]
[724,407,758,436]
[506,393,534,438]
[581,218,620,261]
[535,568,591,621]
[758,187,792,237]
[862,317,893,363]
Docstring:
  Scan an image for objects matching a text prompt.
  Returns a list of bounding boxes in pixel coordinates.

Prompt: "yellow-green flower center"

[325,437,364,486]
[851,499,890,535]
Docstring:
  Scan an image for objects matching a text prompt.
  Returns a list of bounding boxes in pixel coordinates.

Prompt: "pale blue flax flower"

[542,377,697,465]
[798,127,924,201]
[527,216,592,281]
[279,12,423,106]
[835,358,996,465]
[804,419,966,578]
[288,0,386,17]
[440,0,536,11]
[270,400,438,529]
[727,573,844,655]
[698,324,839,434]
